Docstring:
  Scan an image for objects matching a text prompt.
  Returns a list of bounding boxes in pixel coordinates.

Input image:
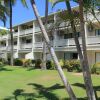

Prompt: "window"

[64,33,73,39]
[14,41,17,45]
[1,42,6,46]
[72,53,78,59]
[26,39,32,43]
[95,29,100,36]
[64,53,78,60]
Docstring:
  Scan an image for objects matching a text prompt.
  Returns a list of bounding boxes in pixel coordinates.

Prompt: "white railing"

[87,36,100,45]
[20,28,33,35]
[13,32,18,37]
[34,42,43,48]
[7,45,17,50]
[20,43,32,49]
[0,35,8,40]
[35,27,40,33]
[54,39,68,47]
[0,46,6,50]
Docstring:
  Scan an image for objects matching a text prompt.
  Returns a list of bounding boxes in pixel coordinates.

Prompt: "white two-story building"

[0,9,100,66]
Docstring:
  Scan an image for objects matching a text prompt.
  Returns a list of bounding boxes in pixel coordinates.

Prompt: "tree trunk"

[10,0,14,66]
[30,0,77,99]
[79,0,96,100]
[42,0,49,70]
[65,0,96,99]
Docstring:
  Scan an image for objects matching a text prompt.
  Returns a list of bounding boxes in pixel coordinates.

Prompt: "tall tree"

[30,0,77,99]
[49,0,97,99]
[0,1,9,26]
[3,0,27,66]
[42,0,49,70]
[78,0,96,99]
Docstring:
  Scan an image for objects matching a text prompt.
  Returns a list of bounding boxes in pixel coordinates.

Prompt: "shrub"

[0,61,3,67]
[46,60,55,69]
[64,60,81,72]
[22,59,31,67]
[0,58,8,65]
[14,58,23,66]
[91,62,100,74]
[59,59,64,68]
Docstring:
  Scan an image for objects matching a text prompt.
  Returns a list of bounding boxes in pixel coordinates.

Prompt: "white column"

[5,34,9,60]
[31,22,35,59]
[54,14,58,47]
[16,26,20,58]
[84,23,88,45]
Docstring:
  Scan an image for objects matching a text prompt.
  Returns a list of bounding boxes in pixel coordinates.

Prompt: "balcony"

[0,46,6,51]
[20,43,32,50]
[20,28,33,36]
[87,36,100,45]
[7,45,17,51]
[34,42,43,48]
[0,35,8,40]
[13,32,18,37]
[35,27,41,33]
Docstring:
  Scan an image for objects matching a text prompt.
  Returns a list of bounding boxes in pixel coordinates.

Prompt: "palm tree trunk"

[30,0,77,99]
[10,0,14,66]
[79,0,96,100]
[65,0,96,99]
[42,0,49,70]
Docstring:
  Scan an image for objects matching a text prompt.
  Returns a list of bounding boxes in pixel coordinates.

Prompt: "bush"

[22,59,31,67]
[64,60,81,72]
[14,58,23,66]
[0,58,8,65]
[59,59,64,68]
[0,61,3,66]
[46,60,55,69]
[91,62,100,74]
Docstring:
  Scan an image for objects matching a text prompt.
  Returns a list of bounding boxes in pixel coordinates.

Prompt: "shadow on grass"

[72,83,100,99]
[3,83,94,100]
[0,65,13,72]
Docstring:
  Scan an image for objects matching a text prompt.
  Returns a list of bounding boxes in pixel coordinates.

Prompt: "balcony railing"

[20,28,33,35]
[87,36,100,45]
[13,32,18,37]
[34,42,43,48]
[0,46,6,50]
[20,43,32,49]
[35,27,41,33]
[7,45,17,50]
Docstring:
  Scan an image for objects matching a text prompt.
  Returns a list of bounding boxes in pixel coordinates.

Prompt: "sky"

[0,0,77,28]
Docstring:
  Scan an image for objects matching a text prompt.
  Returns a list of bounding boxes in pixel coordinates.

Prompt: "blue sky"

[0,0,77,28]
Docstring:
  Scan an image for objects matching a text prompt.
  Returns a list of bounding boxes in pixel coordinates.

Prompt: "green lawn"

[0,66,100,100]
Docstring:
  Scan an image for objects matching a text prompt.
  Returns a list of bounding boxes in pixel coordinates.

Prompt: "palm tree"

[0,1,9,26]
[3,0,27,66]
[42,0,49,70]
[49,0,97,99]
[78,0,96,99]
[30,0,77,99]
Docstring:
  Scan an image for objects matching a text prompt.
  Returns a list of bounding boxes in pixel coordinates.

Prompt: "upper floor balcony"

[0,35,8,40]
[0,35,100,51]
[20,28,33,36]
[20,43,32,50]
[0,46,7,51]
[13,32,18,37]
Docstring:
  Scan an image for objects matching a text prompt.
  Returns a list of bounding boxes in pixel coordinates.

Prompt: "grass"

[0,65,100,100]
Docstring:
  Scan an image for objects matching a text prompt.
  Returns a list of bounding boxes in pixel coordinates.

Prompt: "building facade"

[0,10,100,66]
